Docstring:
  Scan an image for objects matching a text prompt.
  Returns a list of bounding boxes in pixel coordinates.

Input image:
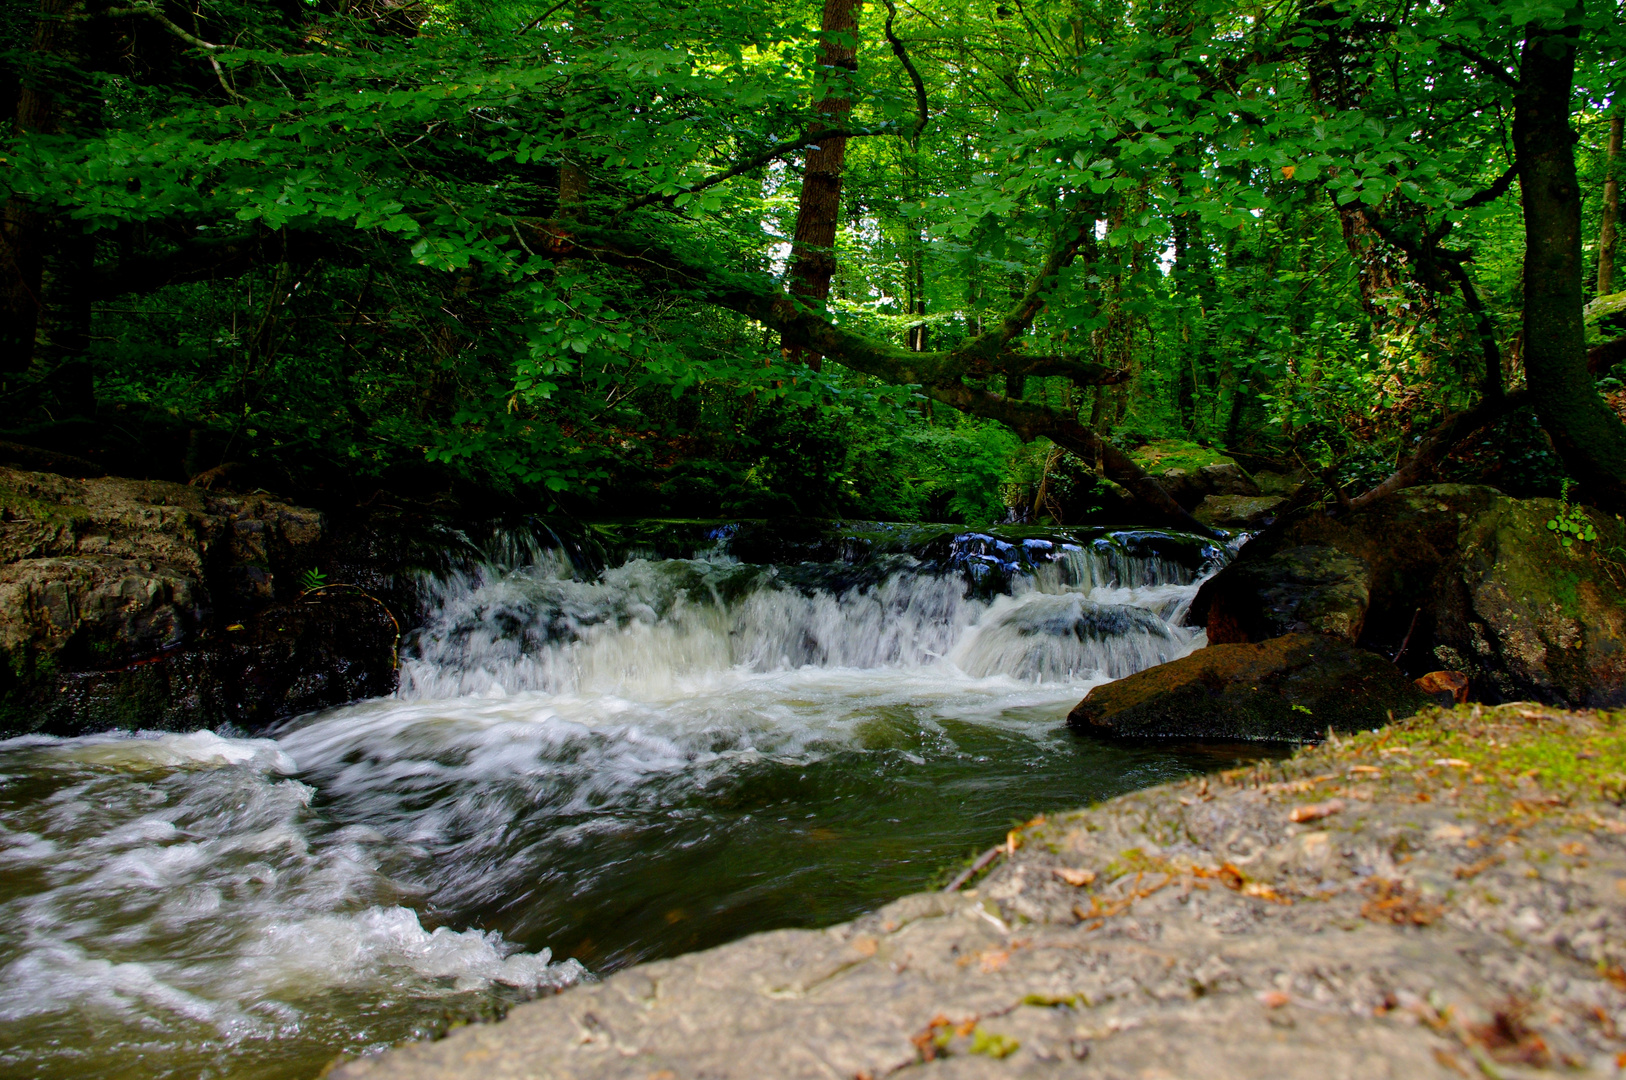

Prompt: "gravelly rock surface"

[332,704,1626,1080]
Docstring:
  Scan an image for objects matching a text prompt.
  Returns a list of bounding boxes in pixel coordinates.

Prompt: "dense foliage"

[1,0,1623,523]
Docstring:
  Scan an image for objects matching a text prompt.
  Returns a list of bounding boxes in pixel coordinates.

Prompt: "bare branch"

[1348,390,1528,509]
[106,3,244,100]
[522,220,1218,537]
[882,0,929,145]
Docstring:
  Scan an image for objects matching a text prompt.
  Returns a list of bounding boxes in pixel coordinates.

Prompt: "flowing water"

[0,524,1281,1080]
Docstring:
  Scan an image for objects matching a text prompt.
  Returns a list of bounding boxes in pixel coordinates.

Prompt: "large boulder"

[0,466,400,736]
[1191,484,1626,707]
[1068,632,1432,741]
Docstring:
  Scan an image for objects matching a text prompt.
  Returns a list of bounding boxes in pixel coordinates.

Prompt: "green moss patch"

[1127,439,1237,475]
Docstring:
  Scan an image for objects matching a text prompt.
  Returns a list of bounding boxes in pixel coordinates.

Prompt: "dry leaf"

[1257,990,1290,1008]
[1289,798,1345,823]
[1053,867,1096,887]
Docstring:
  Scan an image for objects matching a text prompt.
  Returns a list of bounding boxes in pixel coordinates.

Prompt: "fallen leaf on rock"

[1242,881,1289,904]
[1559,841,1587,856]
[851,936,878,957]
[1289,798,1345,823]
[1257,990,1290,1008]
[1052,867,1096,887]
[1453,855,1504,880]
[1348,765,1383,775]
[1433,758,1472,768]
[1361,878,1443,925]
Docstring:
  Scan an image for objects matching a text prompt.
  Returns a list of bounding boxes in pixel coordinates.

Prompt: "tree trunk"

[1600,112,1621,297]
[1515,15,1626,510]
[784,0,862,373]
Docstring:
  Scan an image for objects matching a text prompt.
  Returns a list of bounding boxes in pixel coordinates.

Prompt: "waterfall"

[396,528,1217,700]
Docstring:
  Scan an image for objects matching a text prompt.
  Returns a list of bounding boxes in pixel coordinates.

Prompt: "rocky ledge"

[0,467,415,736]
[333,703,1626,1080]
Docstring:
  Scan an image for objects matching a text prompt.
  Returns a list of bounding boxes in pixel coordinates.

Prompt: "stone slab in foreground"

[333,704,1626,1079]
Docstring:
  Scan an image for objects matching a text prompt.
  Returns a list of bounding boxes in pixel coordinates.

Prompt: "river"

[0,523,1278,1079]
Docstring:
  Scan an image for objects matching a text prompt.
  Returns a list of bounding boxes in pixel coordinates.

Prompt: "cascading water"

[0,523,1274,1080]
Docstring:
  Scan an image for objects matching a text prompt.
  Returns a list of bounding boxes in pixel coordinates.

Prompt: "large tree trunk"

[1515,15,1626,510]
[784,0,861,372]
[1600,112,1621,297]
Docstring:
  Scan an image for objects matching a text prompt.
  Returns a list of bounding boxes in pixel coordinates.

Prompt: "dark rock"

[1188,485,1626,707]
[1193,494,1286,529]
[38,593,399,735]
[1203,543,1372,644]
[1067,632,1432,741]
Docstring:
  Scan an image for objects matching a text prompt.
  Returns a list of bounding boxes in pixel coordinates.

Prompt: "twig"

[1393,607,1421,665]
[943,844,1005,893]
[299,583,402,670]
[107,3,244,100]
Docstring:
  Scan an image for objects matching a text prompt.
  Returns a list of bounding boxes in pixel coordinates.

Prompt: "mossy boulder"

[1067,632,1431,741]
[1584,290,1626,340]
[1193,494,1286,529]
[1191,485,1626,707]
[1127,439,1261,510]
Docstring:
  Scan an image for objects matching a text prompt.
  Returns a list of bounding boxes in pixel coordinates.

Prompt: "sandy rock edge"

[333,703,1626,1080]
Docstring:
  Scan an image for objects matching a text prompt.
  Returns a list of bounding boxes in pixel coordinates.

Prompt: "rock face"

[0,467,401,736]
[331,704,1626,1080]
[1191,485,1626,707]
[1067,632,1430,741]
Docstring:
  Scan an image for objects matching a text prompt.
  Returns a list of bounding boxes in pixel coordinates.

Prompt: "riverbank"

[333,702,1626,1079]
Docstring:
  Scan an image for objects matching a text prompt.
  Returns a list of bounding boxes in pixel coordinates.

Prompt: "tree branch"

[1348,389,1528,509]
[881,0,929,145]
[106,3,244,100]
[1442,257,1504,399]
[528,220,1218,536]
[617,126,896,216]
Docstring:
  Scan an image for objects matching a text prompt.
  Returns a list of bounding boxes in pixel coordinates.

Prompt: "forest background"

[2,0,1624,528]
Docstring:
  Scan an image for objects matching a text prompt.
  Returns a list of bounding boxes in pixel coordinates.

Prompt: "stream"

[0,524,1282,1080]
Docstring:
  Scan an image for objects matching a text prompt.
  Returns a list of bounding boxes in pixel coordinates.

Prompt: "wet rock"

[1190,484,1626,707]
[1203,543,1373,644]
[42,592,399,734]
[1066,632,1431,741]
[1193,494,1287,530]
